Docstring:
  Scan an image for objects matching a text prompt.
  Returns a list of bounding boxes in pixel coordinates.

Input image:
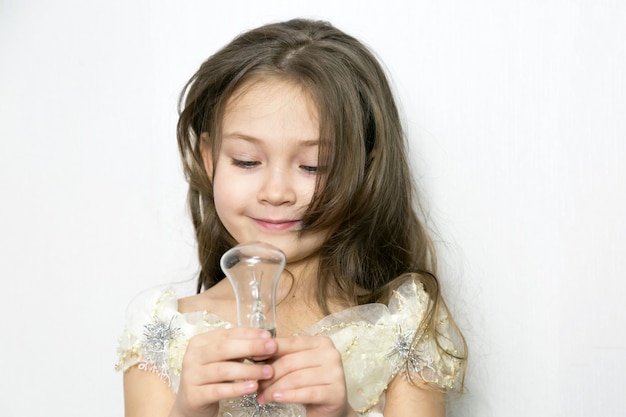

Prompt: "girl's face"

[204,79,326,263]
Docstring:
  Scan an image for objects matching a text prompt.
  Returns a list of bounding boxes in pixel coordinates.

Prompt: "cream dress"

[116,278,463,416]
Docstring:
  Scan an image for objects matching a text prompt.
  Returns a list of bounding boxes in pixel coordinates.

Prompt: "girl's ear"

[200,132,213,177]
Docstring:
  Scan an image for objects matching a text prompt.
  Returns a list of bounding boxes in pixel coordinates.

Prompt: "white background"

[1,1,625,416]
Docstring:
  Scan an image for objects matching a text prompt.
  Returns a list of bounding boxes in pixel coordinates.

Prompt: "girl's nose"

[258,167,297,206]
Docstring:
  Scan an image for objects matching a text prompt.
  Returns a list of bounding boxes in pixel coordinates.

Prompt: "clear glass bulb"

[220,241,286,336]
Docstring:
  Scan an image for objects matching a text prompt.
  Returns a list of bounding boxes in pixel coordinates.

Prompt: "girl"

[117,18,466,417]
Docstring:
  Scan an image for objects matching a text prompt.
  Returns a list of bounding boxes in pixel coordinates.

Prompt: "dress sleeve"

[303,278,464,414]
[115,286,230,393]
[387,279,465,389]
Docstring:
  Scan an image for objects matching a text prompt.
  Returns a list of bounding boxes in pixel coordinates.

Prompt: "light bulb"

[220,241,286,336]
[219,242,305,417]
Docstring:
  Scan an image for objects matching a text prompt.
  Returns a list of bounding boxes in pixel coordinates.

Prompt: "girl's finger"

[269,336,341,375]
[186,329,277,363]
[271,335,336,356]
[191,362,274,386]
[191,327,274,348]
[263,384,329,405]
[179,379,260,411]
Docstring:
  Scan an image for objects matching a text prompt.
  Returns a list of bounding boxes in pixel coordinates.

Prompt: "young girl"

[117,18,466,417]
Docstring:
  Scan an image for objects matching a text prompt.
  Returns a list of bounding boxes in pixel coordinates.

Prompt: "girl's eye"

[231,159,260,169]
[300,165,318,174]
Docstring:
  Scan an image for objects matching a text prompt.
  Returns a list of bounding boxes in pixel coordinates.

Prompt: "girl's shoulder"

[303,276,464,413]
[178,279,237,321]
[115,280,234,392]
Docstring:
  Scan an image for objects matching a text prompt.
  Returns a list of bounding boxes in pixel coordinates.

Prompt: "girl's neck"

[276,256,319,303]
[275,258,334,335]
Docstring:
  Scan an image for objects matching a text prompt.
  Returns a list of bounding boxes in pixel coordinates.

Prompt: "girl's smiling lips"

[252,218,301,231]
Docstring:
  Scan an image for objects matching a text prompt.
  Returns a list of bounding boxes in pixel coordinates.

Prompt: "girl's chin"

[229,233,325,263]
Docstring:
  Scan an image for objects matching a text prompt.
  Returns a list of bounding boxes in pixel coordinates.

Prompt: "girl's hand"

[257,335,357,417]
[170,327,277,417]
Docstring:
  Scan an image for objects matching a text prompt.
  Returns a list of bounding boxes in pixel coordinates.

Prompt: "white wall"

[1,1,624,416]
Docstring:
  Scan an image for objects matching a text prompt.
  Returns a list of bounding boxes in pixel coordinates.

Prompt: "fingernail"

[262,365,272,377]
[260,330,271,339]
[272,391,284,401]
[256,393,266,404]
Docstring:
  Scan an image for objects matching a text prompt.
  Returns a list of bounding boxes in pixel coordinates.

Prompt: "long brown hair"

[177,18,466,383]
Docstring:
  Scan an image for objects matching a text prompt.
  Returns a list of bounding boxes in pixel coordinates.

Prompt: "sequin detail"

[390,326,412,359]
[390,326,433,381]
[219,393,305,417]
[138,316,181,383]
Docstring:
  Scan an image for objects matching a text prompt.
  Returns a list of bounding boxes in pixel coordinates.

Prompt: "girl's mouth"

[253,218,301,231]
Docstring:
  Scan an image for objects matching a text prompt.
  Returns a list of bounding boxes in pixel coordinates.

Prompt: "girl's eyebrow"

[223,132,320,146]
[222,133,261,144]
